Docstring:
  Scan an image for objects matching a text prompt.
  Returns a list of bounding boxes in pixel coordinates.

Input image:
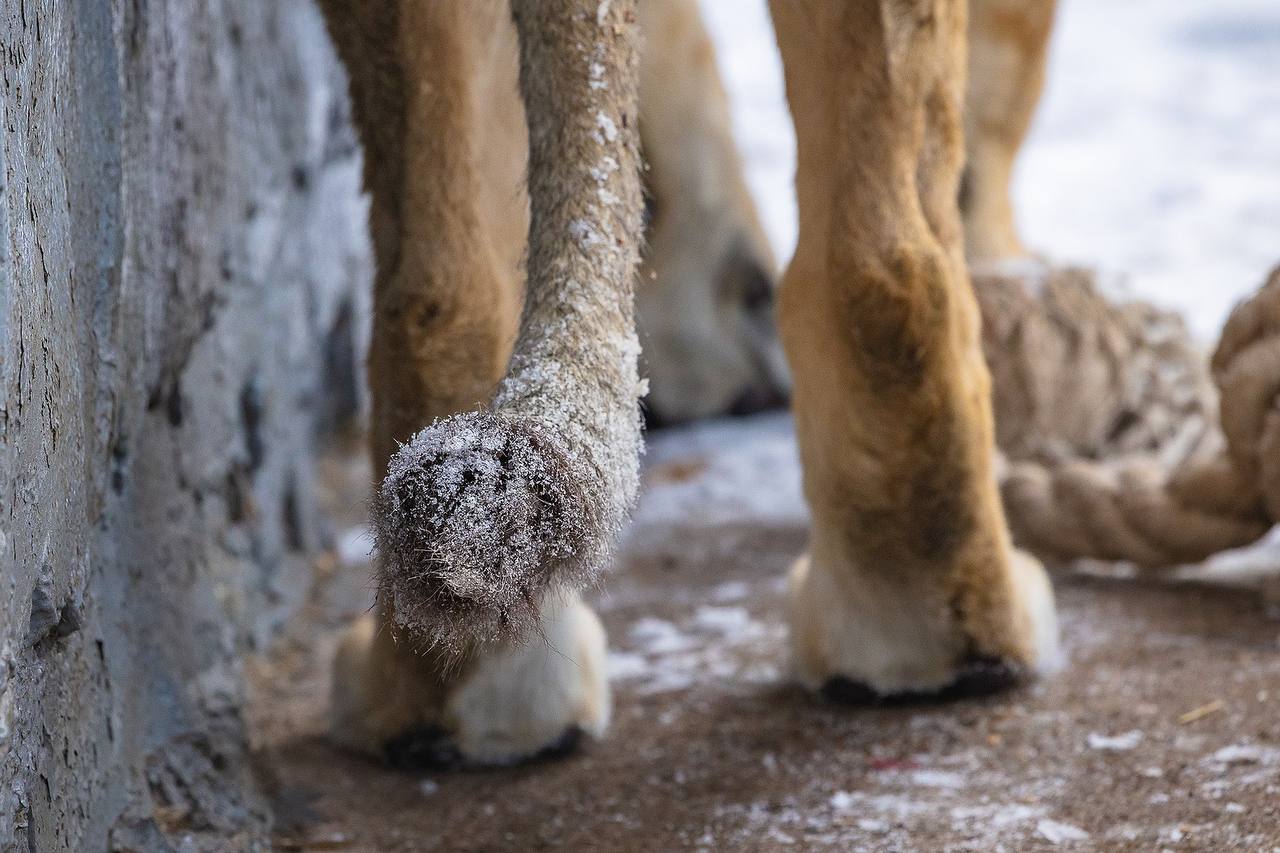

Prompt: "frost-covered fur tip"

[371,0,646,656]
[372,411,602,653]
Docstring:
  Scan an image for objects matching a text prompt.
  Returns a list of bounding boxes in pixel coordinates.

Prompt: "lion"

[317,0,1060,768]
[637,0,790,424]
[962,0,1057,261]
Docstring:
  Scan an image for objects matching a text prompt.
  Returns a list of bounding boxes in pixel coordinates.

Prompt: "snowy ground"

[260,433,1280,851]
[699,0,1280,340]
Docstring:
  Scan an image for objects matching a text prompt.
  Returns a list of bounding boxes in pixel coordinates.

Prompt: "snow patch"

[569,218,603,250]
[1037,819,1090,844]
[589,156,619,184]
[630,617,696,654]
[829,791,929,819]
[1087,730,1144,751]
[1207,743,1280,766]
[692,605,752,634]
[337,525,373,566]
[711,581,751,602]
[630,413,805,534]
[607,651,649,681]
[595,112,618,143]
[907,769,966,789]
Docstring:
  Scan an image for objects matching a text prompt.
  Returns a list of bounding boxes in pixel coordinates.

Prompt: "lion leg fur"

[770,0,1059,699]
[636,0,792,424]
[961,0,1057,261]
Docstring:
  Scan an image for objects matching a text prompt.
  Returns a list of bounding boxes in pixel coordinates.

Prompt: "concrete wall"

[0,0,369,848]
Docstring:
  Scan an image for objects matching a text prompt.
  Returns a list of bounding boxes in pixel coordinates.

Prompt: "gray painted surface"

[0,0,370,848]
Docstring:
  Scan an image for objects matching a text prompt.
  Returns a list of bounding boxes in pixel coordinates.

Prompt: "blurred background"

[702,0,1280,339]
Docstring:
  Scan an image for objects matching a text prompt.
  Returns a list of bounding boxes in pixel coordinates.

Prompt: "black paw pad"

[383,725,464,771]
[821,656,1022,707]
[382,725,584,772]
[526,725,583,765]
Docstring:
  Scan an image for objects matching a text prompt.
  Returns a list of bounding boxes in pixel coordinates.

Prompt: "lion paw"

[787,548,1058,702]
[330,593,610,767]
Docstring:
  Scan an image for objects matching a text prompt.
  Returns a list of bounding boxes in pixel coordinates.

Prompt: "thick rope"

[986,263,1280,568]
[974,260,1218,468]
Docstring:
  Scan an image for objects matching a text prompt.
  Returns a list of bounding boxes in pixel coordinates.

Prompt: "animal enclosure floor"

[249,417,1280,851]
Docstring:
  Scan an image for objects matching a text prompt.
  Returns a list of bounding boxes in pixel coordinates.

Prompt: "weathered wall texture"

[0,0,369,848]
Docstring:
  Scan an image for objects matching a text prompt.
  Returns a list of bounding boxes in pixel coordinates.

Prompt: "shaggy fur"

[374,413,593,651]
[336,0,644,655]
[371,2,643,653]
[322,0,641,764]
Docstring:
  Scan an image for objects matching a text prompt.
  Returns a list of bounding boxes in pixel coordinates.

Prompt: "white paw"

[329,592,610,766]
[786,546,1059,698]
[446,592,610,765]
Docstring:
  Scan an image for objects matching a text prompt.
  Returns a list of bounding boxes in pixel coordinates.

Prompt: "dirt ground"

[249,420,1280,851]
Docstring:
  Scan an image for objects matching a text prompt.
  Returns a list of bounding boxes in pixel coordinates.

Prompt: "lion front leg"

[330,592,609,767]
[770,0,1058,699]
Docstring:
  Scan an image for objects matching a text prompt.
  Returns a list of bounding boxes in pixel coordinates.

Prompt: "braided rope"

[980,263,1280,568]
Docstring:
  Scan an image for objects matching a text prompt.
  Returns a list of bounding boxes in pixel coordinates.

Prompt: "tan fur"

[318,0,528,470]
[318,0,795,766]
[318,0,531,762]
[320,0,1063,766]
[331,591,608,764]
[962,0,1057,260]
[770,0,1057,693]
[371,0,647,653]
[637,0,789,422]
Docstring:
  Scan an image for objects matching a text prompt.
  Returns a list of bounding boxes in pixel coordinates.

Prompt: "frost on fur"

[373,412,597,651]
[374,1,645,654]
